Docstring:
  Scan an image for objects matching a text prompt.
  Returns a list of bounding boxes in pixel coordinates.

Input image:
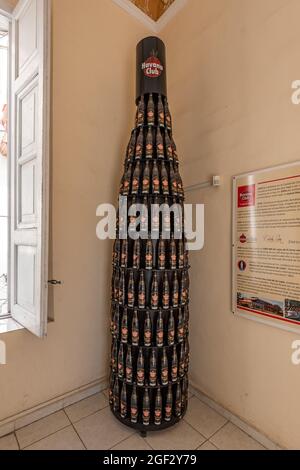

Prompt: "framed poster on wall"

[232,161,300,334]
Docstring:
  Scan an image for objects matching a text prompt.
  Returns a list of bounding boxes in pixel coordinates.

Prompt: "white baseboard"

[189,382,282,450]
[0,376,108,438]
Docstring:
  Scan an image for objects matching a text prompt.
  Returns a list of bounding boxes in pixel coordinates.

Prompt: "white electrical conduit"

[185,176,221,193]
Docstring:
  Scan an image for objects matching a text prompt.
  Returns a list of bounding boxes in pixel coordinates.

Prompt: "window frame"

[0,0,51,337]
[0,10,11,321]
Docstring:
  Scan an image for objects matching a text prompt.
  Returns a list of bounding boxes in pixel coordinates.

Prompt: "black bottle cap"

[136,36,167,103]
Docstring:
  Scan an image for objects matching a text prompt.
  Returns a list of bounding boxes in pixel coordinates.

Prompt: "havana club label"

[142,55,164,78]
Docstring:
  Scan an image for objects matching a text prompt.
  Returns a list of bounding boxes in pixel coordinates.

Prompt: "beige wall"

[0,0,148,421]
[1,0,300,450]
[161,0,300,450]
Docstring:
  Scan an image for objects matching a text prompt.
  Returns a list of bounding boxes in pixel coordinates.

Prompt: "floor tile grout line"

[181,419,207,445]
[191,391,272,449]
[196,438,209,450]
[64,403,109,425]
[64,391,108,414]
[14,431,21,450]
[144,435,154,451]
[70,422,88,450]
[21,424,72,450]
[222,422,267,450]
[206,420,230,446]
[14,408,70,441]
[109,431,143,451]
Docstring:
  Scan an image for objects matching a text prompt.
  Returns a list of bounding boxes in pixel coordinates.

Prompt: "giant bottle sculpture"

[109,37,190,433]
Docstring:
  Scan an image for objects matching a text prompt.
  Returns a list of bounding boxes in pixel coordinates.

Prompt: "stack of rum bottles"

[110,93,190,432]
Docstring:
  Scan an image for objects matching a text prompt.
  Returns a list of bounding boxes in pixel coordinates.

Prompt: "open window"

[0,19,8,318]
[0,0,50,337]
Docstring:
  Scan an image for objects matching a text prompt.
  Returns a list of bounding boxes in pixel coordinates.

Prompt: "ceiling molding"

[112,0,157,32]
[0,0,16,14]
[112,0,187,33]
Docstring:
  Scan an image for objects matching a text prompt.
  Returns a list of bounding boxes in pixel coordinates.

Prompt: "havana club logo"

[142,52,164,78]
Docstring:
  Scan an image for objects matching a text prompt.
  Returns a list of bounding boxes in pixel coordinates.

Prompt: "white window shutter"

[10,0,50,337]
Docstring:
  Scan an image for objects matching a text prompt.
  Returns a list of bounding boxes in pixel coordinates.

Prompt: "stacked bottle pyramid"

[109,93,190,431]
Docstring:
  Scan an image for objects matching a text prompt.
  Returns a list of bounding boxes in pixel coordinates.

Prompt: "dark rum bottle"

[184,338,190,373]
[141,197,148,234]
[135,127,143,160]
[122,163,132,196]
[137,95,145,127]
[165,384,173,422]
[158,95,165,127]
[168,309,175,346]
[113,305,120,340]
[172,272,179,308]
[163,197,171,233]
[155,387,162,426]
[121,239,128,268]
[121,307,128,343]
[170,163,178,196]
[171,346,178,383]
[170,234,177,270]
[165,131,173,161]
[126,345,133,384]
[156,128,164,159]
[175,167,183,196]
[118,343,125,380]
[162,272,170,310]
[137,348,145,387]
[114,270,119,303]
[164,100,172,131]
[171,137,178,164]
[179,343,185,378]
[113,377,120,413]
[120,383,127,419]
[156,309,164,347]
[152,196,160,235]
[127,129,137,162]
[127,271,135,308]
[113,238,120,267]
[132,308,139,346]
[158,237,166,270]
[131,385,138,424]
[132,238,141,269]
[149,349,157,387]
[144,310,152,347]
[151,272,159,310]
[143,387,150,426]
[138,271,146,309]
[161,347,169,386]
[175,381,182,418]
[119,271,126,306]
[152,161,160,194]
[184,305,189,335]
[142,161,150,195]
[145,236,153,270]
[147,93,155,126]
[109,373,114,407]
[111,340,118,372]
[180,271,187,306]
[145,127,153,159]
[132,162,141,195]
[161,162,169,196]
[177,308,184,343]
[178,239,184,269]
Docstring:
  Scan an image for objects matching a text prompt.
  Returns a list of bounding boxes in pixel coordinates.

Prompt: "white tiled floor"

[0,390,271,450]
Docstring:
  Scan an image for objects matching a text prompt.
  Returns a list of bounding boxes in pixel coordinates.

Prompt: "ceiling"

[130,0,175,21]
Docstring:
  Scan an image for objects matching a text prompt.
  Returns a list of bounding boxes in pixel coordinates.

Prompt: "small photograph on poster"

[285,299,300,323]
[233,161,300,332]
[237,292,284,318]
